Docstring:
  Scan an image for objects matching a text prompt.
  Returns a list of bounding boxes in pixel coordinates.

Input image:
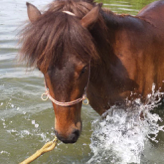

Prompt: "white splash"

[88,84,164,164]
[0,151,10,156]
[31,120,39,128]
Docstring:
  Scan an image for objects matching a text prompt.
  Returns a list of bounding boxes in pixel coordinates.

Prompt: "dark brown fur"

[20,0,164,143]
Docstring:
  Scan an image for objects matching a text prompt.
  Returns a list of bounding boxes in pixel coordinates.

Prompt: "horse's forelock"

[19,0,101,70]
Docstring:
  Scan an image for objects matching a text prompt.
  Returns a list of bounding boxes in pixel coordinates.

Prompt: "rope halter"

[41,61,91,107]
[41,11,90,107]
[62,11,75,16]
[41,89,89,107]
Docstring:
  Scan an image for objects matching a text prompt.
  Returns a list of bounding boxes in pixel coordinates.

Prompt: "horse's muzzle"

[54,129,80,143]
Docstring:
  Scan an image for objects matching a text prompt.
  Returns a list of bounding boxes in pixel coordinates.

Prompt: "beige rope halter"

[41,61,91,106]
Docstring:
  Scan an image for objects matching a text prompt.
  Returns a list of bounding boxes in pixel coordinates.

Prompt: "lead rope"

[20,61,91,164]
[19,136,58,164]
[20,62,91,164]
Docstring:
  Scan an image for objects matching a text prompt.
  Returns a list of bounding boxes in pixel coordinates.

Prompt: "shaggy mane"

[19,0,109,70]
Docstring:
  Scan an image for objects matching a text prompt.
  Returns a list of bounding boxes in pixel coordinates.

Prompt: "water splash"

[0,151,10,156]
[88,84,164,164]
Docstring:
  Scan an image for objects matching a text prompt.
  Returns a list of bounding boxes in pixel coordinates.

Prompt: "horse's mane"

[19,0,108,70]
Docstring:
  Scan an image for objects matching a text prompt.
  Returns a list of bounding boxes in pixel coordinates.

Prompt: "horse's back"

[113,0,164,97]
[137,0,164,28]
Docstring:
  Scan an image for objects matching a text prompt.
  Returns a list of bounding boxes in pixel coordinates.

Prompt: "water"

[89,85,164,164]
[1,0,164,164]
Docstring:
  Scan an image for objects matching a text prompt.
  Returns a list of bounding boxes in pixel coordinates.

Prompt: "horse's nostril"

[54,129,80,144]
[67,129,80,143]
[72,129,80,140]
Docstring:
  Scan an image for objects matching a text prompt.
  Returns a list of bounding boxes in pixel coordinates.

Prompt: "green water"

[1,0,164,164]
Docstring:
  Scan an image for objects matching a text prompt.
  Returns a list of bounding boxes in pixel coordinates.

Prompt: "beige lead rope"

[19,136,58,164]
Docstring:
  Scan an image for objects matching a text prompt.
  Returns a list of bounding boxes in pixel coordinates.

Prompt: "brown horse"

[20,0,164,143]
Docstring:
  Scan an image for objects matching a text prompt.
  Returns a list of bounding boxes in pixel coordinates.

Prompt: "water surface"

[1,0,164,164]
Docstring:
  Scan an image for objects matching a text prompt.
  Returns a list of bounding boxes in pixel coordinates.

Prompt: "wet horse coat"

[20,0,164,143]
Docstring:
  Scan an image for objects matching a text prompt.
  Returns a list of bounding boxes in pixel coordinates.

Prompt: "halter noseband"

[41,90,88,107]
[41,62,91,107]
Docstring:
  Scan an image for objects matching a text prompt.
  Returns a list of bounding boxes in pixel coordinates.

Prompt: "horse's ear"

[26,2,41,23]
[80,6,100,29]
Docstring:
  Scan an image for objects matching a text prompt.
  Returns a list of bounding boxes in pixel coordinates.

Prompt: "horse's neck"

[88,11,138,113]
[101,9,120,30]
[91,10,121,75]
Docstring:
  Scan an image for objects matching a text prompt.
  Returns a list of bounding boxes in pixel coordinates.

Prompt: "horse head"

[20,1,101,143]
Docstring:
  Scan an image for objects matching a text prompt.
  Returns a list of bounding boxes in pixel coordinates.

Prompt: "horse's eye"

[81,66,87,74]
[80,65,88,76]
[81,67,85,74]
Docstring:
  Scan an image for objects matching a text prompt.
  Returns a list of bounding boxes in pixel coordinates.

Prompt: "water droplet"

[31,120,35,124]
[35,124,39,128]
